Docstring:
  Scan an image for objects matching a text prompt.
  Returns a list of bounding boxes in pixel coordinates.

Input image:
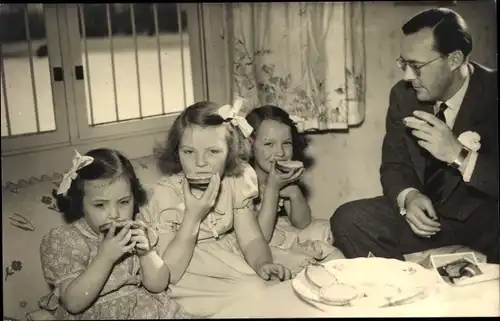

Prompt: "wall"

[304,1,497,219]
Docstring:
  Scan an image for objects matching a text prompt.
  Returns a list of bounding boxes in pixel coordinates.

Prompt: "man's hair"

[402,8,472,58]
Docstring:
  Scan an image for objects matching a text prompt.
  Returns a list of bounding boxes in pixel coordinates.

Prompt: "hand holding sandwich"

[267,159,304,191]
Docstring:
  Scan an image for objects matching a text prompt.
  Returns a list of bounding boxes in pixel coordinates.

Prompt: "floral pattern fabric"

[39,218,191,319]
[230,2,366,131]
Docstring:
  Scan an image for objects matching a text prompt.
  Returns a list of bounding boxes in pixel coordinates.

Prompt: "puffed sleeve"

[138,178,186,255]
[40,225,91,295]
[232,164,259,213]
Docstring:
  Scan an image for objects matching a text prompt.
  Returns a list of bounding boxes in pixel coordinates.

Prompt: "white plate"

[292,258,436,311]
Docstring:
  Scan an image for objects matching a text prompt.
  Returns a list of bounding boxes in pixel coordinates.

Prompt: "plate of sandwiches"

[292,258,436,311]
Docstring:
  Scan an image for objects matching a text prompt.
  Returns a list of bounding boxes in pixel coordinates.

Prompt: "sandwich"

[318,283,358,306]
[304,264,358,306]
[185,173,213,190]
[403,116,427,125]
[98,219,145,254]
[304,264,338,290]
[98,219,141,236]
[275,160,304,173]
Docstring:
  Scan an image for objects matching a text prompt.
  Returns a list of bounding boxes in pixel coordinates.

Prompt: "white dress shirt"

[397,66,479,214]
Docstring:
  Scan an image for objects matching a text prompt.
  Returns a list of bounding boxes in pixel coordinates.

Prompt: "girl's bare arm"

[256,185,281,242]
[160,214,201,284]
[234,205,274,271]
[284,187,311,229]
[139,251,171,292]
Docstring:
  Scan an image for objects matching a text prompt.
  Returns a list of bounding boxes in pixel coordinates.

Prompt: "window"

[1,4,70,152]
[1,3,206,154]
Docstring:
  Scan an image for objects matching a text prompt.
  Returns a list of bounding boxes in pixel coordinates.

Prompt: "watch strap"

[450,146,470,169]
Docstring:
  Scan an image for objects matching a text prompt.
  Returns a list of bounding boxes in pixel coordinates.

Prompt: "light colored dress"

[39,218,191,320]
[255,186,345,275]
[139,164,270,317]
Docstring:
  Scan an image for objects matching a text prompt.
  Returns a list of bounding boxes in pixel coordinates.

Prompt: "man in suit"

[330,8,499,263]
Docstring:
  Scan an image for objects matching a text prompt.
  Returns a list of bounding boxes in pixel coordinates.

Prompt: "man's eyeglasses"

[396,56,442,77]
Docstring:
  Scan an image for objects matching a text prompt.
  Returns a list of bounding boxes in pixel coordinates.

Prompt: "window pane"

[0,4,56,137]
[77,3,193,126]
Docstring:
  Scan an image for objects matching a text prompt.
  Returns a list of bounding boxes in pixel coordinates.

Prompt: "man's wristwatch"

[449,146,471,170]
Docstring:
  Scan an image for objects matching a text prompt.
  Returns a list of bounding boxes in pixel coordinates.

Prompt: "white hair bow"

[217,97,253,138]
[57,149,94,196]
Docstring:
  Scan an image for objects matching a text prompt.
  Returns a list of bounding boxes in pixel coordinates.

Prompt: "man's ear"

[448,50,465,72]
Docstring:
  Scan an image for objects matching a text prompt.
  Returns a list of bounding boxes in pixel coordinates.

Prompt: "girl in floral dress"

[245,105,345,275]
[38,148,191,319]
[141,100,292,317]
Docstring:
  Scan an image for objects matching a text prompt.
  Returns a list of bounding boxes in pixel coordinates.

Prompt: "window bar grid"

[130,4,143,119]
[106,4,120,122]
[1,48,12,136]
[47,5,60,132]
[222,5,232,103]
[153,4,166,115]
[198,5,209,100]
[24,5,41,133]
[78,5,95,126]
[176,4,187,108]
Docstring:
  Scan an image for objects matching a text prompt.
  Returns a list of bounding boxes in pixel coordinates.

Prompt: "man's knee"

[330,201,355,231]
[330,197,384,230]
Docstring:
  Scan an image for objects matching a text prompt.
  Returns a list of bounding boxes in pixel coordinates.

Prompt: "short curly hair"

[53,148,147,223]
[155,101,251,177]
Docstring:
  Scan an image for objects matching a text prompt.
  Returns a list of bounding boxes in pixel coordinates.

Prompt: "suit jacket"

[380,61,498,221]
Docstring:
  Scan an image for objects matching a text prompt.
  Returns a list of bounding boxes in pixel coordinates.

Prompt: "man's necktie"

[423,102,448,204]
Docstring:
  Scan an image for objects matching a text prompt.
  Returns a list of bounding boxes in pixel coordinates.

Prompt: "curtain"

[229,2,366,132]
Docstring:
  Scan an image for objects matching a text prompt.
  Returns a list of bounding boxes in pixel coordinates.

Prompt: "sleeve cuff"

[396,187,419,215]
[461,150,478,182]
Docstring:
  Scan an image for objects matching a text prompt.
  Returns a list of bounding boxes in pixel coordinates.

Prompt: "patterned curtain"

[230,2,366,132]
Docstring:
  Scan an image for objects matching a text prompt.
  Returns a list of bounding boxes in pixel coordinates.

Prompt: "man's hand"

[404,190,441,238]
[404,111,462,164]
